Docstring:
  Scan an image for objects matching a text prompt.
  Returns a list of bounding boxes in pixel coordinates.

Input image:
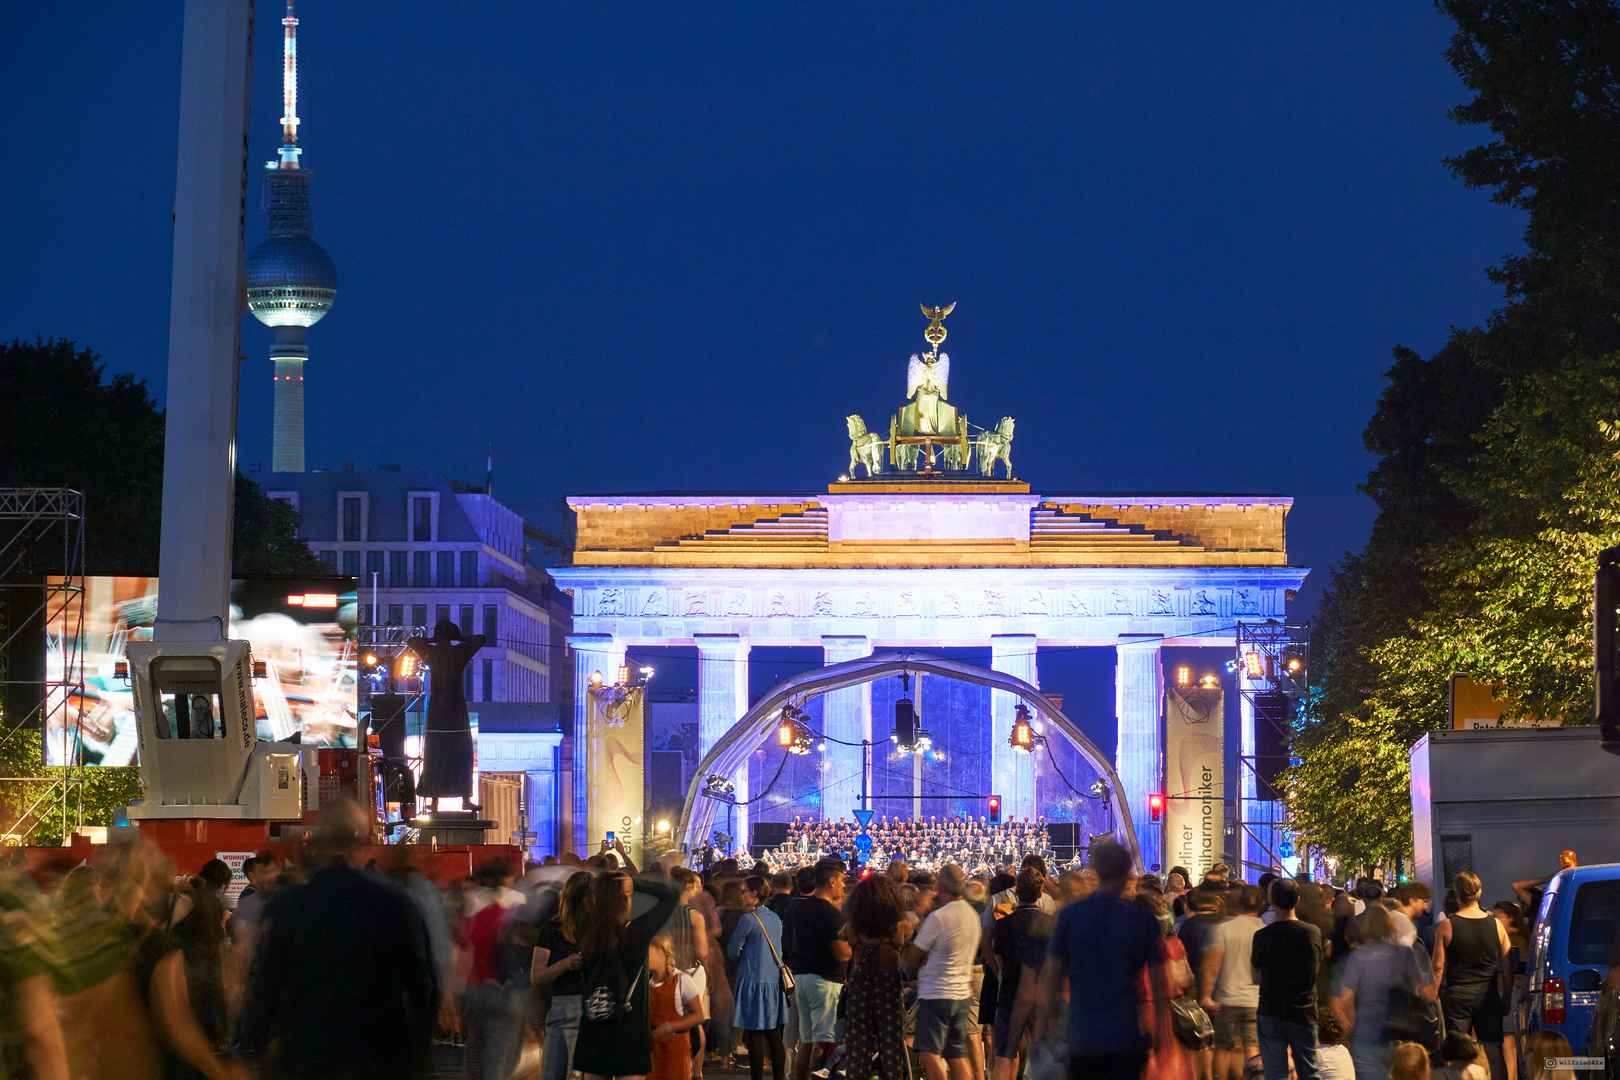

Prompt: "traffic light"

[1148,793,1164,822]
[987,795,1002,825]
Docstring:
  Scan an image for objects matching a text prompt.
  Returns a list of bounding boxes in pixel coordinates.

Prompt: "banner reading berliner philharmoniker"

[1165,685,1223,879]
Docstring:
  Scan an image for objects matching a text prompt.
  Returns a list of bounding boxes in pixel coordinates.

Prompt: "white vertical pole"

[155,0,255,641]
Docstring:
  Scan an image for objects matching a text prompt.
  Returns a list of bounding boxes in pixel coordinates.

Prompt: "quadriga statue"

[847,415,885,477]
[975,417,1015,478]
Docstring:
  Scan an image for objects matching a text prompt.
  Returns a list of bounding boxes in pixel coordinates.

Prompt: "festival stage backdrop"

[1164,685,1224,879]
[44,576,359,765]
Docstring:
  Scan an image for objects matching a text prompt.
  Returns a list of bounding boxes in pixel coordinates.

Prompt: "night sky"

[7,3,1523,614]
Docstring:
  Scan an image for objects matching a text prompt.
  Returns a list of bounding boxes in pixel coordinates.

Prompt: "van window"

[1567,879,1620,965]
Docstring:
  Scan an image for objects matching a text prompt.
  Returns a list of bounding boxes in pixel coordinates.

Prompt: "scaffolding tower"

[1234,619,1308,876]
[0,489,87,843]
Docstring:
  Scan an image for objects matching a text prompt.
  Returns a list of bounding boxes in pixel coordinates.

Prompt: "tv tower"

[245,2,335,473]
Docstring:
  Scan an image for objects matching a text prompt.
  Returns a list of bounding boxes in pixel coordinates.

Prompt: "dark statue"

[406,620,486,806]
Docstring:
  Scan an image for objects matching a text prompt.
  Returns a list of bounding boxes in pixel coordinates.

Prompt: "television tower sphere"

[245,234,336,328]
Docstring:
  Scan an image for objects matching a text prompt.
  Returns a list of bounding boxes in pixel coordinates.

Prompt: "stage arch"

[677,650,1144,869]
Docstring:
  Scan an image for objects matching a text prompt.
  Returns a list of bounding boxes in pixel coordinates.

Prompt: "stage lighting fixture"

[1199,673,1220,690]
[1009,703,1036,751]
[590,669,603,686]
[617,665,630,685]
[1176,665,1191,687]
[1243,652,1263,679]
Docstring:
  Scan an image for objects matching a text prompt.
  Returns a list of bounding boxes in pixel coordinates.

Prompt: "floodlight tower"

[245,2,337,473]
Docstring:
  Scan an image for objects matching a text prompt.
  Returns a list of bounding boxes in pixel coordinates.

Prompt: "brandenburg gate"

[552,306,1307,872]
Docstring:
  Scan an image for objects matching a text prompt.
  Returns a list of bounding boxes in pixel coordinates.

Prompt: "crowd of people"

[767,815,1059,875]
[0,807,1580,1080]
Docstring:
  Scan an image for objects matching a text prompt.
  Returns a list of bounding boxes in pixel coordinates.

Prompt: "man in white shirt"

[906,863,983,1080]
[1200,884,1265,1080]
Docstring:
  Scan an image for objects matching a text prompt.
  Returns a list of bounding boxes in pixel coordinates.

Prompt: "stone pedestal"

[821,636,872,823]
[1115,634,1164,869]
[991,635,1039,821]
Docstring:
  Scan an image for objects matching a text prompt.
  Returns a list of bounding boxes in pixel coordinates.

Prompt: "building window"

[483,605,497,643]
[437,551,456,588]
[482,659,493,703]
[387,604,404,626]
[413,497,432,542]
[436,605,450,628]
[461,551,478,588]
[459,605,474,638]
[412,604,427,628]
[361,604,373,626]
[342,550,361,577]
[366,551,385,580]
[342,497,362,542]
[463,663,473,699]
[413,551,432,588]
[317,550,337,571]
[389,552,407,588]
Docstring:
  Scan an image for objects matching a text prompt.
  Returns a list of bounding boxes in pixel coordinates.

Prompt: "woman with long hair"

[572,869,677,1080]
[534,870,593,1080]
[1332,904,1435,1080]
[842,875,912,1080]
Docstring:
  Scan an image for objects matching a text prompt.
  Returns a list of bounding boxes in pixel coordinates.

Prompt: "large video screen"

[45,576,359,765]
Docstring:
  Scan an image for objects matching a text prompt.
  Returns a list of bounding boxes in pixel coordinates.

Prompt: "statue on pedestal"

[847,415,885,477]
[406,620,487,808]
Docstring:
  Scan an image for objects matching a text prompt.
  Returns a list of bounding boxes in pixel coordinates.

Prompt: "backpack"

[583,953,644,1023]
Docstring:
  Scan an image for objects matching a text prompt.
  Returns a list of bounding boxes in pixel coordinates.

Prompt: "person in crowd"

[1491,900,1528,1077]
[1521,1030,1576,1080]
[900,884,922,931]
[1433,1032,1488,1080]
[906,864,982,1080]
[533,870,592,1080]
[171,868,230,1066]
[729,876,790,1080]
[1432,871,1509,1080]
[888,860,910,887]
[1201,884,1264,1080]
[241,800,437,1080]
[391,857,457,1045]
[0,863,67,1080]
[989,867,1047,1080]
[1387,1041,1430,1080]
[1036,840,1162,1080]
[1388,884,1431,949]
[649,935,708,1080]
[1250,878,1321,1080]
[454,856,527,1080]
[1331,905,1434,1080]
[1314,1005,1353,1080]
[789,862,849,1080]
[977,871,1016,1065]
[667,867,713,1079]
[844,875,912,1080]
[1136,886,1194,1080]
[572,867,678,1080]
[1179,886,1225,1080]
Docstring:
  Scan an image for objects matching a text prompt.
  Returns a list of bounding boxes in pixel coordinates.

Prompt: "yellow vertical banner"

[586,684,645,866]
[1165,686,1223,880]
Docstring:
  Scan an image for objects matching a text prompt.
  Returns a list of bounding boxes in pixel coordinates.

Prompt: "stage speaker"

[3,576,44,734]
[649,751,684,824]
[1254,690,1290,798]
[895,697,916,747]
[1047,822,1079,851]
[368,693,409,759]
[753,822,789,851]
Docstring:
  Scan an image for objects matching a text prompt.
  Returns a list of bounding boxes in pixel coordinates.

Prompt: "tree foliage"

[1287,2,1620,867]
[0,337,321,575]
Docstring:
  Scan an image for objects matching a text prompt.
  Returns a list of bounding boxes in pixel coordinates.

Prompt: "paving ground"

[426,1045,760,1080]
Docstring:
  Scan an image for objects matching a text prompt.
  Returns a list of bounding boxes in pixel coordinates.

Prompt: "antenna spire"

[278,3,301,167]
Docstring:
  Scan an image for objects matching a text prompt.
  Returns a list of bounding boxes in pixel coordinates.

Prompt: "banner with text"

[586,684,645,865]
[1165,686,1223,880]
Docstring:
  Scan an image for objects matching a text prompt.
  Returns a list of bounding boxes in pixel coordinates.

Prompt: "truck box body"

[1410,727,1620,905]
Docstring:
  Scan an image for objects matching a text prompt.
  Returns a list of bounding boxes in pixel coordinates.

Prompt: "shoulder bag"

[752,910,796,997]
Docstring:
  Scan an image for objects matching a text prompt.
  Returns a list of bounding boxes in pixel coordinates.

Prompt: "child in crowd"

[648,935,707,1080]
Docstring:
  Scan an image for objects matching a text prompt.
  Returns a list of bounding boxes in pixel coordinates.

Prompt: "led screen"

[45,576,358,765]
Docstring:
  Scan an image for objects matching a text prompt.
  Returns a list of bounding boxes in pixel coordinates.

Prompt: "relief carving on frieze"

[598,588,626,617]
[640,589,667,617]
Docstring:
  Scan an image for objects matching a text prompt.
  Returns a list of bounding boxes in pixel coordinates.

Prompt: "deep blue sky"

[7,3,1523,613]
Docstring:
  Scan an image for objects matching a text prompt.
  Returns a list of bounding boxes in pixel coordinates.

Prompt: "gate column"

[697,635,752,850]
[569,634,624,855]
[1115,633,1164,870]
[821,636,872,825]
[991,635,1039,821]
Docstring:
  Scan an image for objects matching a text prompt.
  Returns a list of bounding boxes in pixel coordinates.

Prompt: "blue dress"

[729,906,790,1030]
